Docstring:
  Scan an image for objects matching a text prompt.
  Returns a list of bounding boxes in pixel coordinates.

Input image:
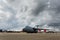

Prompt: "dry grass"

[0,33,60,40]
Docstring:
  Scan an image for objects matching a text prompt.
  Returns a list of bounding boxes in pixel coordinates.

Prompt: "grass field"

[0,33,60,40]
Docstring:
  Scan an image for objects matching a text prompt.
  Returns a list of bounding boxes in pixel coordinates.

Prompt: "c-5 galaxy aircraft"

[23,25,55,33]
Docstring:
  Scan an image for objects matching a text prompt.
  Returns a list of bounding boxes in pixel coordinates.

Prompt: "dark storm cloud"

[46,0,60,30]
[31,0,60,30]
[32,3,46,16]
[31,0,48,16]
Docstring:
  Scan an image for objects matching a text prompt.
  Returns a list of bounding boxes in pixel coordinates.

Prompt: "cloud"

[0,0,60,31]
[0,5,3,8]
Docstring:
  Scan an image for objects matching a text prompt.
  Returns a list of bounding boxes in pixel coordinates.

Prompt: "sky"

[0,0,60,31]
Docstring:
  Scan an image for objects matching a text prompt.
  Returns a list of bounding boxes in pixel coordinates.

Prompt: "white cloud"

[2,0,7,4]
[0,0,60,31]
[0,10,13,22]
[0,5,3,8]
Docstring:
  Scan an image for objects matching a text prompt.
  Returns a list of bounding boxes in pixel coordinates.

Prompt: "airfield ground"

[0,33,60,40]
